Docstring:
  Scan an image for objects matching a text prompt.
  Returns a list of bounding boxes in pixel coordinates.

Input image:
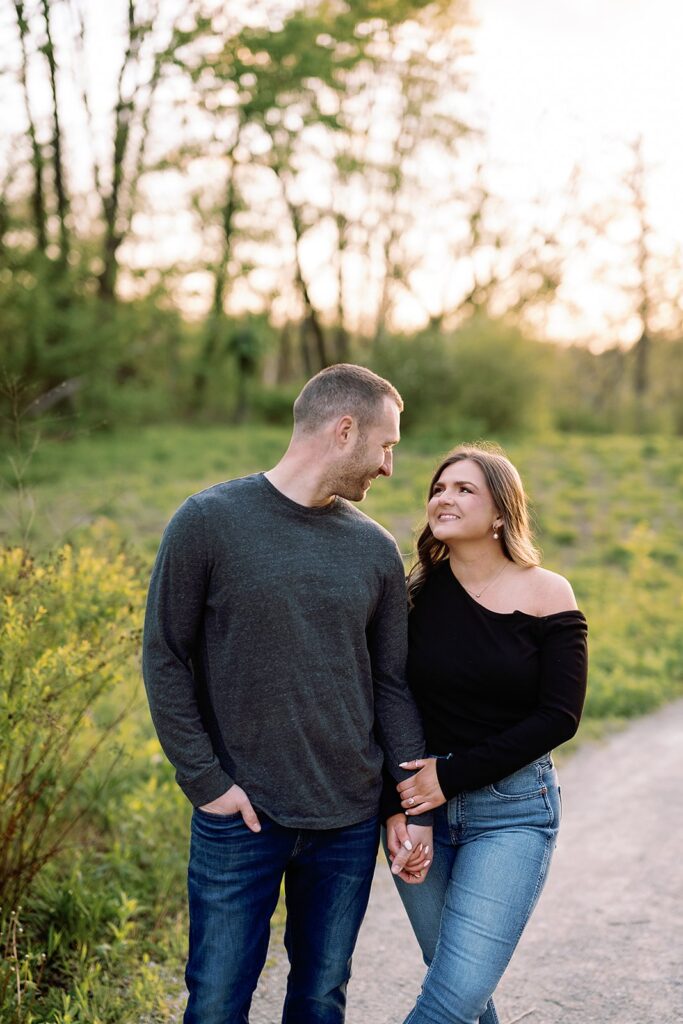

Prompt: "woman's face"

[427,459,500,545]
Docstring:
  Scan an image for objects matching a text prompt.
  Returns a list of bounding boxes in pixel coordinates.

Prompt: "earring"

[493,525,500,540]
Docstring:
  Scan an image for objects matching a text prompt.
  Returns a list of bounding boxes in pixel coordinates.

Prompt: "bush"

[0,252,189,434]
[249,385,301,426]
[0,536,146,910]
[370,317,549,434]
[0,531,189,1022]
[447,319,550,434]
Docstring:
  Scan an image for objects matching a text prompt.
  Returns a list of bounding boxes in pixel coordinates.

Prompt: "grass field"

[1,424,681,1021]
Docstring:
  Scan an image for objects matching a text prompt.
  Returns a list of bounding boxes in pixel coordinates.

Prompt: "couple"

[142,364,588,1024]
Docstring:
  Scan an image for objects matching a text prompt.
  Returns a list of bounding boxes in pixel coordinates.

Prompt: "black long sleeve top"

[407,560,588,800]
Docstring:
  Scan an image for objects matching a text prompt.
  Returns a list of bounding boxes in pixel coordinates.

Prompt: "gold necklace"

[462,561,508,599]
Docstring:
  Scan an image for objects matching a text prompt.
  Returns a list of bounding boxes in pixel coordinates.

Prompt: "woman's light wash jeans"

[386,755,561,1024]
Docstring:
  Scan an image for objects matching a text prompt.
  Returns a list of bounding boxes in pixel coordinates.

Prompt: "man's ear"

[335,414,355,445]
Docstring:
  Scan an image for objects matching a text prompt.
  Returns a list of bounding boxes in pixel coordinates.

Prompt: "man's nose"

[379,450,393,477]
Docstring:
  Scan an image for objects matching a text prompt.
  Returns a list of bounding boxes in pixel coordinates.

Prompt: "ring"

[408,797,415,806]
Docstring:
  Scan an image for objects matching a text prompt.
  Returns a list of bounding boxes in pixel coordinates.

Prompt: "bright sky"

[472,0,683,239]
[462,0,683,344]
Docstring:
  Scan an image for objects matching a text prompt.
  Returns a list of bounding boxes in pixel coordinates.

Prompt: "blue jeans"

[184,808,380,1024]
[385,755,561,1024]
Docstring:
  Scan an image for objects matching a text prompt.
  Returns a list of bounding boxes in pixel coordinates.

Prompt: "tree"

[175,0,464,381]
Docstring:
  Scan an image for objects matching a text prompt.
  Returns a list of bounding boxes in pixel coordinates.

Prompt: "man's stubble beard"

[322,442,374,503]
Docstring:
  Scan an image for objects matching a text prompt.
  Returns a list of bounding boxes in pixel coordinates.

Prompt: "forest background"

[1,0,682,1021]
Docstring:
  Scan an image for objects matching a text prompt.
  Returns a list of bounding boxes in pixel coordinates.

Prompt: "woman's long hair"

[407,444,541,605]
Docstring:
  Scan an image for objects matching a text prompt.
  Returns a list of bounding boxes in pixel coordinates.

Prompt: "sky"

[472,0,683,208]
[466,0,683,343]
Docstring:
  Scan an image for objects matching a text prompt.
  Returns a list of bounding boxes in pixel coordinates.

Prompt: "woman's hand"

[385,814,432,884]
[397,758,447,815]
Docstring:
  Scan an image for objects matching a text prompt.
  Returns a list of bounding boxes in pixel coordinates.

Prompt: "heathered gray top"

[142,472,427,829]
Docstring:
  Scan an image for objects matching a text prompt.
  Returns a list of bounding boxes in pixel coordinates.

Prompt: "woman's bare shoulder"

[513,565,578,616]
[528,565,581,610]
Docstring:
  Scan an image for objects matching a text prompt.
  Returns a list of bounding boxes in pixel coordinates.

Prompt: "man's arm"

[142,497,236,807]
[367,546,433,832]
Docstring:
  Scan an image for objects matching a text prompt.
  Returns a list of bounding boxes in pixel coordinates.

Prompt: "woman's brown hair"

[407,443,541,605]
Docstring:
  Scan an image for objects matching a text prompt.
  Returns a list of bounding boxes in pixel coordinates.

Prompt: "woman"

[385,444,588,1024]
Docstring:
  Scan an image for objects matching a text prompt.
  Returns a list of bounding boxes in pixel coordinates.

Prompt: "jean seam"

[508,830,554,954]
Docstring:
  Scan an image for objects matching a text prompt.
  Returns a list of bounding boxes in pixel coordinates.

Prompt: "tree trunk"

[41,0,70,263]
[98,1,144,299]
[628,138,652,411]
[71,0,105,208]
[299,320,313,377]
[334,325,349,363]
[192,152,239,406]
[334,212,349,362]
[276,323,294,383]
[273,163,328,370]
[14,1,48,253]
[633,331,650,399]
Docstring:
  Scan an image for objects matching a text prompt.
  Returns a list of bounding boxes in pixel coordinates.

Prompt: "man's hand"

[397,758,446,815]
[199,784,261,832]
[385,814,432,884]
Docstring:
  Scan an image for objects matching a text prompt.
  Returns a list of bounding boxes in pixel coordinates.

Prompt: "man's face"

[333,398,401,502]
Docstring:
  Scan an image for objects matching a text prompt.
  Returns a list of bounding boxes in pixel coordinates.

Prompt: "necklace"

[461,561,508,599]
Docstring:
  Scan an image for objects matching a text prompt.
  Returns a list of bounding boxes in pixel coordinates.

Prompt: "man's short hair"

[293,364,403,434]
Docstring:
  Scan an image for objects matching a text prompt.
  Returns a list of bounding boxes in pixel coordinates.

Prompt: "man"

[142,364,432,1024]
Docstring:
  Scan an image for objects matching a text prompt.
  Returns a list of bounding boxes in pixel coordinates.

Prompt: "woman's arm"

[399,609,588,813]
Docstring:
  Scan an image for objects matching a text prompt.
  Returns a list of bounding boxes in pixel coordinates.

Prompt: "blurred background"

[3,0,683,436]
[1,1,682,1020]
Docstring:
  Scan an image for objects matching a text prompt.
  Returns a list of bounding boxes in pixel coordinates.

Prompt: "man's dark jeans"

[184,808,380,1024]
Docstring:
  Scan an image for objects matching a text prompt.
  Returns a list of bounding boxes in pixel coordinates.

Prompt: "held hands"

[199,784,261,832]
[397,759,446,815]
[385,814,432,884]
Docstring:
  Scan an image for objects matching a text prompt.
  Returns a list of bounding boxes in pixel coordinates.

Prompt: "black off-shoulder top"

[407,560,588,800]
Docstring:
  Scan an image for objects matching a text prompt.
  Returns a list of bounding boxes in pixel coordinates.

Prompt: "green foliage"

[0,252,187,430]
[190,315,281,423]
[370,318,549,434]
[249,385,302,426]
[444,319,550,433]
[552,339,683,436]
[0,534,145,911]
[0,532,188,1021]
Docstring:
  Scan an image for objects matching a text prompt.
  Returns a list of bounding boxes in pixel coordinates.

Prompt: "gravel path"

[250,699,683,1024]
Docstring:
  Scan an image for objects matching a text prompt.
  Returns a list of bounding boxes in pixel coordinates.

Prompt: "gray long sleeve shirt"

[142,472,427,829]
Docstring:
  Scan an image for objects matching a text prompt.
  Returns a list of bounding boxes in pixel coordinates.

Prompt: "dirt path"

[250,699,683,1023]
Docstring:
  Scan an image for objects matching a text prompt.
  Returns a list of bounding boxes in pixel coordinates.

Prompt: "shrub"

[370,317,549,434]
[0,531,191,1021]
[0,533,145,911]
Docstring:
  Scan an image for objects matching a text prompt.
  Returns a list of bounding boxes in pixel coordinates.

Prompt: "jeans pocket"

[191,809,246,840]
[194,807,242,820]
[487,760,549,800]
